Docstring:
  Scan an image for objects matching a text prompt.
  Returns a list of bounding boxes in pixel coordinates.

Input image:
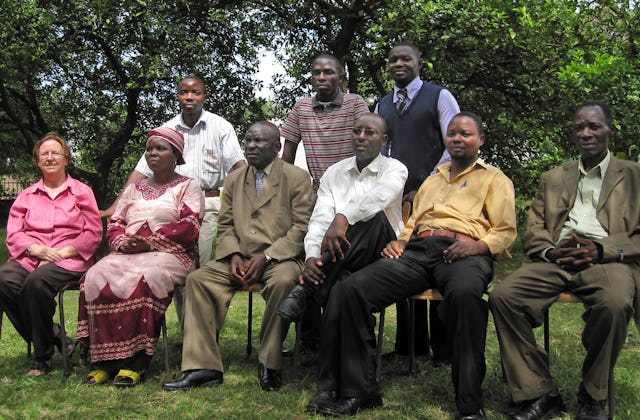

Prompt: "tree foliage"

[0,0,268,206]
[1,0,638,218]
[254,0,639,220]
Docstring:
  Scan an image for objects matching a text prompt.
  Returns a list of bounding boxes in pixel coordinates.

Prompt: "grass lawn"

[1,228,639,419]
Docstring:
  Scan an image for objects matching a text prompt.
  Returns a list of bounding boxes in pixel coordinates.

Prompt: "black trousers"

[394,298,449,359]
[317,236,492,414]
[0,261,83,361]
[299,212,396,347]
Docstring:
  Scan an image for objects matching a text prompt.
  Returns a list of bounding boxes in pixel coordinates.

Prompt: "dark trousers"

[299,212,396,348]
[318,236,493,414]
[394,299,449,359]
[0,260,83,361]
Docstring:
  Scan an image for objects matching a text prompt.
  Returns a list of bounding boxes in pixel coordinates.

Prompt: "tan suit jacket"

[180,157,315,373]
[523,156,640,330]
[215,157,315,262]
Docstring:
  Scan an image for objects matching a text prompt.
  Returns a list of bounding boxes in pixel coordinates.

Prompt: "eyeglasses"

[39,152,64,159]
[352,128,378,136]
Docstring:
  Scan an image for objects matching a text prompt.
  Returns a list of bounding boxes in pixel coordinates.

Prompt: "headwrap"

[147,127,186,165]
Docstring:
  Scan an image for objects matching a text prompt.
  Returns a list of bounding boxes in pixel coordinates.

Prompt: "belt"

[418,229,475,243]
[203,188,220,198]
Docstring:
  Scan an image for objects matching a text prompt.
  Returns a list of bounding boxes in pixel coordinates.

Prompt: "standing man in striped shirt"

[280,54,369,355]
[101,76,246,328]
[281,54,369,191]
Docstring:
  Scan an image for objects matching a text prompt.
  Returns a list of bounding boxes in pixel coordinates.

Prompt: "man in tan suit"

[490,102,640,420]
[163,121,315,392]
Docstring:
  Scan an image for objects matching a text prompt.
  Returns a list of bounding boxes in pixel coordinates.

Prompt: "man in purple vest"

[376,43,460,364]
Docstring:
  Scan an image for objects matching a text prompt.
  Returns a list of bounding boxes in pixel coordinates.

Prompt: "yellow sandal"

[86,369,110,385]
[113,369,143,387]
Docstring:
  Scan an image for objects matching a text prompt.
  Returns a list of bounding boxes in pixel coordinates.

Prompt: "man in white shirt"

[278,113,407,321]
[101,76,246,328]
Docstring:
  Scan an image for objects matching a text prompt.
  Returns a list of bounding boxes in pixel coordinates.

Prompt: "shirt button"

[251,229,256,234]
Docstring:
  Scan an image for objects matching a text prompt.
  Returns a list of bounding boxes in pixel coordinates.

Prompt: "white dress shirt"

[304,154,408,259]
[135,110,245,190]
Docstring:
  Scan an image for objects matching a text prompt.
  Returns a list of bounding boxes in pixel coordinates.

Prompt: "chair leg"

[608,369,615,419]
[162,318,169,372]
[376,309,385,381]
[543,308,550,355]
[247,292,253,356]
[293,319,302,377]
[58,287,71,377]
[409,298,416,374]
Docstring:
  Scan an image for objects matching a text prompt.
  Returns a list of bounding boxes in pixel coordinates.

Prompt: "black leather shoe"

[305,390,338,413]
[510,388,565,420]
[282,341,318,357]
[277,284,313,321]
[576,386,606,420]
[318,395,383,416]
[460,408,487,420]
[162,369,223,391]
[258,362,281,391]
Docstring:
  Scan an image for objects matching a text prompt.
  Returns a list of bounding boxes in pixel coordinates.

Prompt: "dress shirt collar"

[177,110,207,130]
[252,160,275,177]
[436,157,488,179]
[346,153,385,175]
[312,91,345,109]
[394,77,422,103]
[31,176,74,196]
[578,150,610,178]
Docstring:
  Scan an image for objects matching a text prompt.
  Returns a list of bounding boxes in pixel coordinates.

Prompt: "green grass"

[1,229,639,419]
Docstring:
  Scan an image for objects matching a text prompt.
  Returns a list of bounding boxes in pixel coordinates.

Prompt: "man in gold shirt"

[307,112,517,419]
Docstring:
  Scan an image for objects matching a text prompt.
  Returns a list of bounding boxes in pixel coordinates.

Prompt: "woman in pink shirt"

[0,133,102,376]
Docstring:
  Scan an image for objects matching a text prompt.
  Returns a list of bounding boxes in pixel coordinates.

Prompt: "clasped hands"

[118,236,152,254]
[546,233,600,272]
[230,253,267,290]
[27,244,77,267]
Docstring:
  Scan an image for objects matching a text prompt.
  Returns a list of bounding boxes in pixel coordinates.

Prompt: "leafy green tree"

[254,0,639,221]
[1,0,638,217]
[0,0,268,206]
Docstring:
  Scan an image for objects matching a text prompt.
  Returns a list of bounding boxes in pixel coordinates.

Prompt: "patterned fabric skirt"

[77,279,169,362]
[76,251,190,363]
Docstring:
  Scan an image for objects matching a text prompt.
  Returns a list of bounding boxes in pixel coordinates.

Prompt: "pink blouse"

[6,176,103,273]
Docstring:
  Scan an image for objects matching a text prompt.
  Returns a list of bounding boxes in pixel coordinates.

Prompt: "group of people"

[0,42,638,420]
